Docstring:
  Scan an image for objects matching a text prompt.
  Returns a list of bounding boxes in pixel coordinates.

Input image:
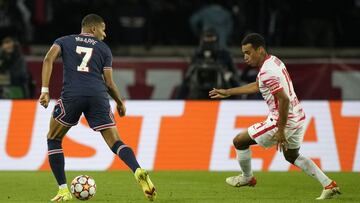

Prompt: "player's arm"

[273,89,290,151]
[103,69,126,117]
[209,81,259,99]
[39,44,60,108]
[274,89,289,130]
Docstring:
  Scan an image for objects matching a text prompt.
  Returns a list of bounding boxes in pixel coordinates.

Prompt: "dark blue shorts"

[53,96,116,131]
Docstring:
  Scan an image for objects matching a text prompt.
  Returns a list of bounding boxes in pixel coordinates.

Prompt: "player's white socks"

[294,155,332,187]
[236,148,253,177]
[59,184,68,189]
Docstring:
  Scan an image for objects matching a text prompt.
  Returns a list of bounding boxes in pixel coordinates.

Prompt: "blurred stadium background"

[0,0,359,202]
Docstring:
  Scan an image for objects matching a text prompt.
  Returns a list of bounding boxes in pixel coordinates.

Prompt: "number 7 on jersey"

[76,46,93,72]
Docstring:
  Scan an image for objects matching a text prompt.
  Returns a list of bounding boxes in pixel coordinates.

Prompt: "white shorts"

[247,116,305,149]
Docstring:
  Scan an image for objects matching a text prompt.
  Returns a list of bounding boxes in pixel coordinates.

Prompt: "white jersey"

[257,55,305,129]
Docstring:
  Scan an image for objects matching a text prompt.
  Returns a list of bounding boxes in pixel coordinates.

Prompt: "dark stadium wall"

[26,58,360,100]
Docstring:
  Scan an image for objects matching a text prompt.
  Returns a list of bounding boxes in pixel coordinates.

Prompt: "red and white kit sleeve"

[260,69,283,95]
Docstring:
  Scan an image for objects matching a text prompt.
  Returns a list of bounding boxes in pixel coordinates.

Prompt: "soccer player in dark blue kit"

[38,14,157,201]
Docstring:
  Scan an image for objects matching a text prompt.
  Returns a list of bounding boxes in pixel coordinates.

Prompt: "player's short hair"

[81,14,104,28]
[241,33,266,49]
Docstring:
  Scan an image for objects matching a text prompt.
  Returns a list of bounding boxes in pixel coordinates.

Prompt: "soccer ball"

[70,175,96,200]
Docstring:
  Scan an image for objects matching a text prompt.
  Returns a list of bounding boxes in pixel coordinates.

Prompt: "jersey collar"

[79,33,95,37]
[260,54,271,68]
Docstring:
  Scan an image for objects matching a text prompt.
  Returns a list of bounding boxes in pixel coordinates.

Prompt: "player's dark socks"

[47,139,66,185]
[111,140,140,172]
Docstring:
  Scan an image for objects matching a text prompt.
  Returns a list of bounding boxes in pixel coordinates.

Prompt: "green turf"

[0,171,358,202]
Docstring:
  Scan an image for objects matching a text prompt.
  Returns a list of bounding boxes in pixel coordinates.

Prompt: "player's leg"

[48,98,83,201]
[227,118,279,187]
[48,117,70,186]
[100,127,157,201]
[227,118,278,187]
[100,127,140,172]
[284,128,340,199]
[85,97,156,201]
[283,148,333,186]
[47,117,72,201]
[233,131,257,178]
[84,97,142,172]
[226,131,257,187]
[283,148,340,199]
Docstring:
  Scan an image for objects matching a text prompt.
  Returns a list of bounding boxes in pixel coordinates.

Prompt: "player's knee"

[233,137,249,150]
[47,126,68,140]
[47,129,62,140]
[284,151,299,164]
[47,132,55,140]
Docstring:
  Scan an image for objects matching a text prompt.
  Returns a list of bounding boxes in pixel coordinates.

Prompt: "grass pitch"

[0,171,358,202]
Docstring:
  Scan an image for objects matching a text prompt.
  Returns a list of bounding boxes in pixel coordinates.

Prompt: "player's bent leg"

[233,131,257,150]
[47,117,72,201]
[101,127,141,172]
[283,148,300,164]
[47,117,71,140]
[101,127,157,201]
[226,131,257,188]
[284,148,340,200]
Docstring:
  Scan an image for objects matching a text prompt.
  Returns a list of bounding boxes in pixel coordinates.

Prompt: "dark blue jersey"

[54,33,112,98]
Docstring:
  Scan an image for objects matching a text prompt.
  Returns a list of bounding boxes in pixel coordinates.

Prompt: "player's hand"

[117,101,126,117]
[274,129,288,152]
[39,93,50,108]
[209,88,230,99]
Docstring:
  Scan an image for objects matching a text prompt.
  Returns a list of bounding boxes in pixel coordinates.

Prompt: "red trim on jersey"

[271,87,283,95]
[259,71,267,76]
[296,115,306,122]
[262,78,276,83]
[252,125,277,139]
[274,96,279,111]
[79,33,95,37]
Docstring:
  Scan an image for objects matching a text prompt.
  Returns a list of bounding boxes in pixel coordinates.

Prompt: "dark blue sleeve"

[53,36,65,48]
[103,45,112,70]
[53,36,66,55]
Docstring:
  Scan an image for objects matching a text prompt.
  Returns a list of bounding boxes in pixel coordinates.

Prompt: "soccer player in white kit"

[209,33,340,200]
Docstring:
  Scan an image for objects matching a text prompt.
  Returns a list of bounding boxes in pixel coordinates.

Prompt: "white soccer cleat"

[316,181,341,200]
[225,175,257,187]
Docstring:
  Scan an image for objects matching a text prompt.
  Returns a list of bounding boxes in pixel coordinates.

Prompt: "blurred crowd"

[1,0,360,99]
[0,37,34,98]
[1,0,360,48]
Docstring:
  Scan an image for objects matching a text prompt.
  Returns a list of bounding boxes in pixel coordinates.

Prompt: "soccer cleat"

[316,181,341,200]
[225,175,257,187]
[50,187,73,201]
[134,168,157,201]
